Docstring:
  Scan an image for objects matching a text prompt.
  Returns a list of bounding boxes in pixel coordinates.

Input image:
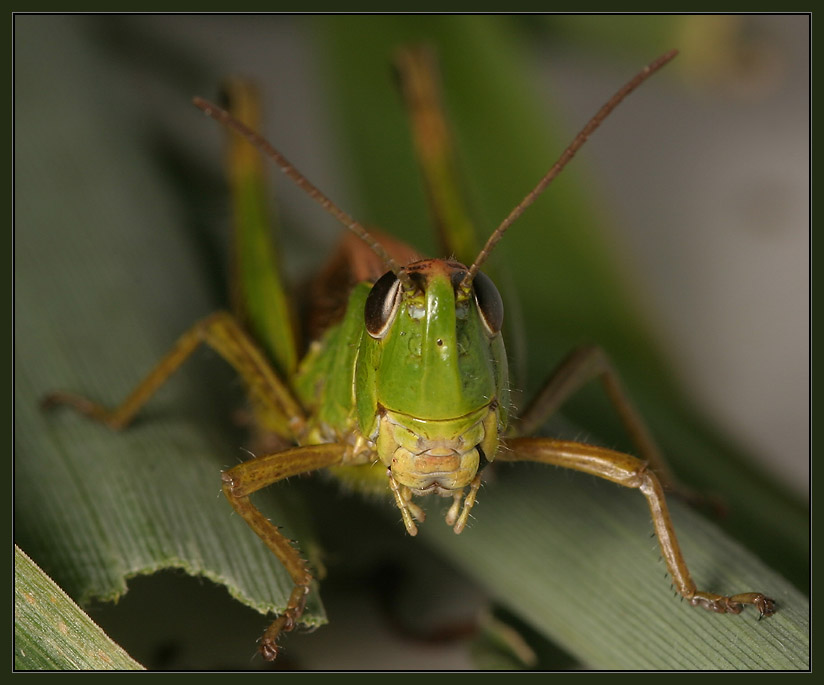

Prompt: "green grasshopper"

[43,48,775,661]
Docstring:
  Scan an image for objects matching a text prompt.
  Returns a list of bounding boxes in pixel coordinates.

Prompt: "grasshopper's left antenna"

[462,49,679,289]
[194,97,412,287]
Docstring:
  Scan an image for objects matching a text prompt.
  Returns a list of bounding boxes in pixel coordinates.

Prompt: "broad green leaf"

[421,468,809,669]
[15,546,144,670]
[14,15,326,653]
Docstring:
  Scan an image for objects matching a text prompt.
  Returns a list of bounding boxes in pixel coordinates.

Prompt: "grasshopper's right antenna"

[193,97,413,288]
[462,49,679,289]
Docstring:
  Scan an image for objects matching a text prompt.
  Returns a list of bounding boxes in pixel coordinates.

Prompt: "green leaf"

[14,15,326,652]
[15,546,144,670]
[421,469,809,669]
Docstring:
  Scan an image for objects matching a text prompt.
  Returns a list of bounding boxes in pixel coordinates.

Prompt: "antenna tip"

[656,49,680,68]
[192,96,213,115]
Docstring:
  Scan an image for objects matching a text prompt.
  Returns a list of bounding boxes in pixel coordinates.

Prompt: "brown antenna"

[462,49,679,289]
[193,96,413,288]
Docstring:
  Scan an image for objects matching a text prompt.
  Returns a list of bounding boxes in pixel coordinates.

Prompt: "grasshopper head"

[357,259,509,499]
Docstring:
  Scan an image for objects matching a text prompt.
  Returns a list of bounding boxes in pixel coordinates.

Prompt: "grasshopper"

[43,48,775,661]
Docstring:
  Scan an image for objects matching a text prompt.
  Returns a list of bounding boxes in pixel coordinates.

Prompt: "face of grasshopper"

[356,258,509,496]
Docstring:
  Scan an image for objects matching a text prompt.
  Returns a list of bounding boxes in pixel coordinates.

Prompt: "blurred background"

[15,14,808,670]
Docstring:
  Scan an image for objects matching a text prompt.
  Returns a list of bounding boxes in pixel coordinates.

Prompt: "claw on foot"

[259,614,292,661]
[689,591,776,618]
[260,640,279,662]
[752,594,777,618]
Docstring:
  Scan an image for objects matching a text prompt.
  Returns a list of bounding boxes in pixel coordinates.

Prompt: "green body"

[218,76,507,508]
[223,67,513,510]
[293,264,509,498]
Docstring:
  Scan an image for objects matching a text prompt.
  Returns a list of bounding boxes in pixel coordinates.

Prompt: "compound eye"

[364,270,402,339]
[472,271,504,336]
